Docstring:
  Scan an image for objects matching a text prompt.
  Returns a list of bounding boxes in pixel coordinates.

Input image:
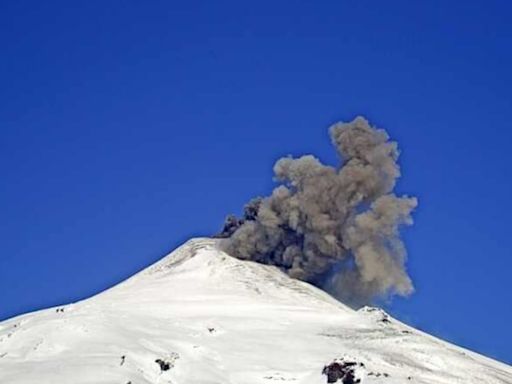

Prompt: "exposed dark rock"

[322,360,361,383]
[155,358,171,371]
[368,371,390,378]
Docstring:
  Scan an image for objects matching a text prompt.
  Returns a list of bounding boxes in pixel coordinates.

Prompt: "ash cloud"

[216,117,417,307]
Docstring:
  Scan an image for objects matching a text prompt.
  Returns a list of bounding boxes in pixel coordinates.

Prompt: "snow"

[0,238,510,384]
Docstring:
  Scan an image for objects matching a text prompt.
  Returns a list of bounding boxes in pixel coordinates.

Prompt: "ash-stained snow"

[0,238,510,384]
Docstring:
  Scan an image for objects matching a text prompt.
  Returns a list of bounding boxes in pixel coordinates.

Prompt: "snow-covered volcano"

[0,238,510,384]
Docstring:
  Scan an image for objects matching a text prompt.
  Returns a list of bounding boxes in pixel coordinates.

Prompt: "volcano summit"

[0,239,510,383]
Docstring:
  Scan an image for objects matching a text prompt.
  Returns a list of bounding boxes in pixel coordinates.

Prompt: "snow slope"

[0,238,510,384]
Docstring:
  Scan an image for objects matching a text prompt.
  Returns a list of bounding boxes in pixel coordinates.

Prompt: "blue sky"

[1,1,511,363]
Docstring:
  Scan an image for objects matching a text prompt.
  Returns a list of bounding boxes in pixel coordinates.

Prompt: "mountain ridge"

[0,238,510,384]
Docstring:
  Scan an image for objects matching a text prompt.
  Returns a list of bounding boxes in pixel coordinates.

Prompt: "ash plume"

[216,117,417,307]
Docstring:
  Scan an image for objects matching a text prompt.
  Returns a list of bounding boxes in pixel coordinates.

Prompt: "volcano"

[0,238,510,383]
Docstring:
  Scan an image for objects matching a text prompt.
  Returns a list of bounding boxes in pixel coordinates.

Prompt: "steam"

[216,117,417,307]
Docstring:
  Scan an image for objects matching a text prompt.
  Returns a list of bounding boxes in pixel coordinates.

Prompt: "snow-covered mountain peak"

[103,238,354,317]
[0,238,511,384]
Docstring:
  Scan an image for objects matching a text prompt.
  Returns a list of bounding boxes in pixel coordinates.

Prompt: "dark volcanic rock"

[155,359,171,371]
[322,360,361,383]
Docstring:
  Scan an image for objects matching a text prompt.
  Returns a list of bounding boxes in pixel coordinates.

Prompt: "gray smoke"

[216,116,417,307]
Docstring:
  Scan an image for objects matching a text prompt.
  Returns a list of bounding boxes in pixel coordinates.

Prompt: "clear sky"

[1,0,511,364]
